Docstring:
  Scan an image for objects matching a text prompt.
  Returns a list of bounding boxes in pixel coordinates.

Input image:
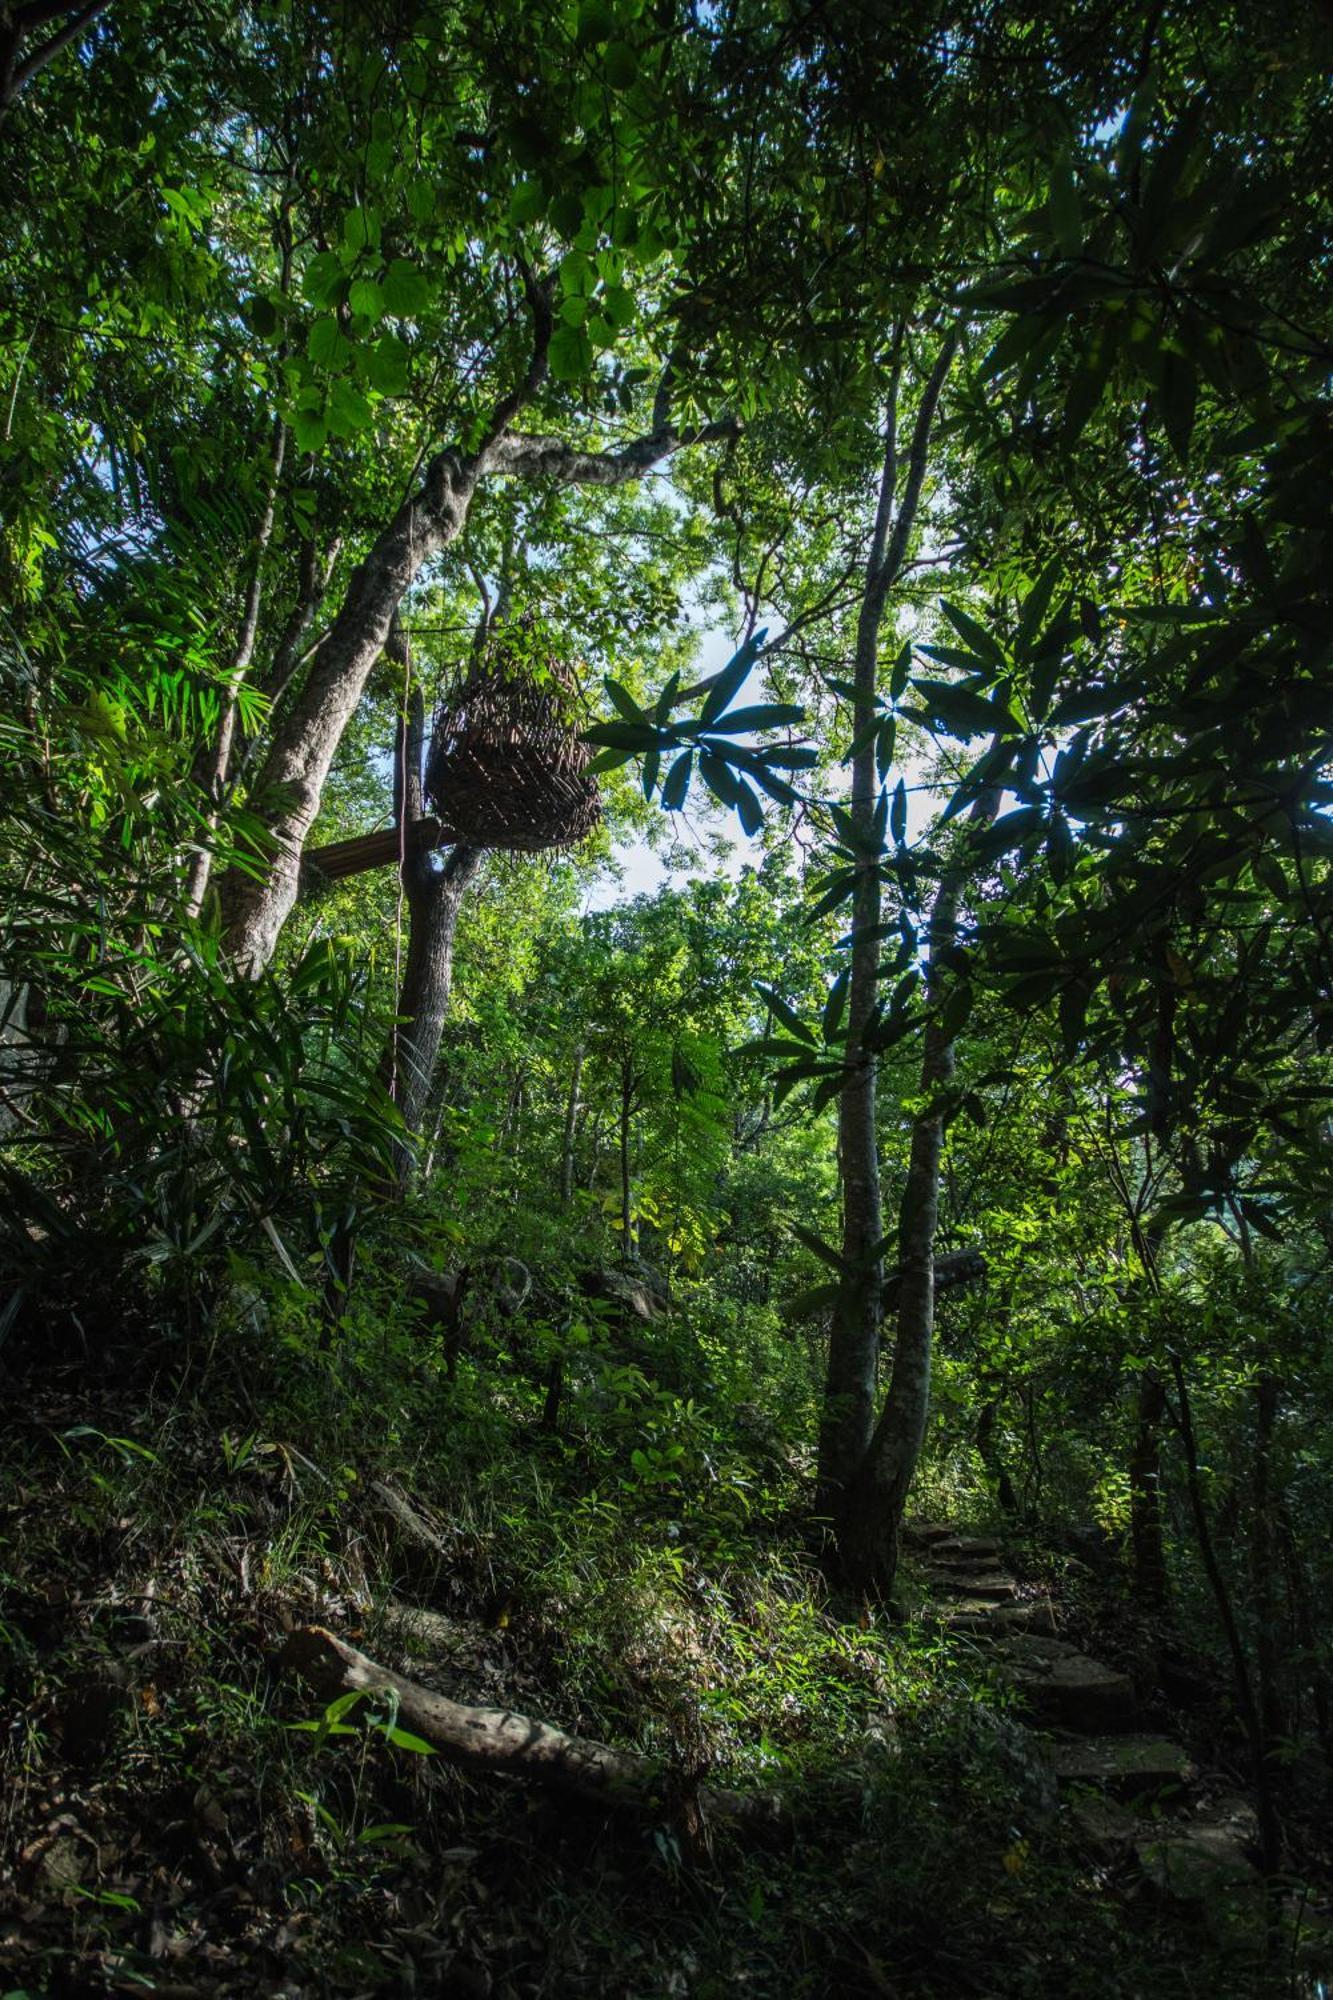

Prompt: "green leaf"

[348,277,384,322]
[940,600,1007,669]
[366,332,410,395]
[306,317,349,367]
[821,967,850,1043]
[890,777,907,845]
[302,250,344,307]
[604,678,647,724]
[661,750,693,811]
[734,776,763,836]
[382,259,431,317]
[1048,151,1082,257]
[785,1281,841,1319]
[699,749,741,808]
[549,323,594,381]
[972,805,1044,859]
[735,1034,825,1061]
[1158,348,1197,466]
[755,983,816,1046]
[875,713,897,783]
[576,0,614,43]
[909,680,1016,740]
[327,379,372,435]
[380,1725,437,1755]
[291,405,328,452]
[509,179,546,225]
[343,206,380,254]
[550,192,585,240]
[700,703,803,735]
[603,40,639,88]
[938,983,973,1039]
[603,283,635,329]
[700,632,765,727]
[1015,560,1062,663]
[584,718,660,751]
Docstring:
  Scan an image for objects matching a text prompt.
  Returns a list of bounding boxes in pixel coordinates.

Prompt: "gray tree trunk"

[815,332,957,1524]
[836,773,998,1597]
[560,1044,584,1210]
[380,644,482,1170]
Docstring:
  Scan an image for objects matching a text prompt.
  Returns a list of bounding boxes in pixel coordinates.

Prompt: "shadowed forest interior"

[2,2,1332,1992]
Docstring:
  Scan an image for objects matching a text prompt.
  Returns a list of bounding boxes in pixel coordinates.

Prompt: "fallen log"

[368,1477,452,1559]
[279,1624,782,1831]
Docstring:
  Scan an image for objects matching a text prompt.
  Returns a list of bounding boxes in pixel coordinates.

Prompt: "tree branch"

[10,0,108,93]
[487,418,739,488]
[872,327,958,611]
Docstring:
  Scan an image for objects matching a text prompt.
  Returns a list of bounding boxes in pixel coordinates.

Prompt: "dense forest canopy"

[2,1,1332,1993]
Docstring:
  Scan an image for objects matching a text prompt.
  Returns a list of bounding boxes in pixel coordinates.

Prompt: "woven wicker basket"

[425,656,601,852]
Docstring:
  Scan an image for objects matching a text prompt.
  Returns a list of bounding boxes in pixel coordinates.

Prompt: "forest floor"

[2,1346,1331,1998]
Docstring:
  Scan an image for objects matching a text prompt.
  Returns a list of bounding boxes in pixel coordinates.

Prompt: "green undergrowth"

[0,1288,1302,1997]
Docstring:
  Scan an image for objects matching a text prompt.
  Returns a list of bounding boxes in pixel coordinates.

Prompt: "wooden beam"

[302,816,453,886]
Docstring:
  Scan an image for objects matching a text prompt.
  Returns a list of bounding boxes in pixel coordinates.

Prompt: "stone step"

[902,1520,963,1547]
[941,1597,1060,1637]
[1049,1733,1195,1801]
[929,1571,1019,1601]
[927,1536,1002,1561]
[993,1634,1137,1732]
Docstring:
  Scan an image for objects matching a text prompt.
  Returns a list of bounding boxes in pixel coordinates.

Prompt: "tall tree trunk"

[618,1059,635,1262]
[835,760,999,1596]
[389,844,482,1164]
[815,330,956,1523]
[1129,1365,1171,1615]
[380,630,482,1170]
[836,866,964,1591]
[560,1044,584,1211]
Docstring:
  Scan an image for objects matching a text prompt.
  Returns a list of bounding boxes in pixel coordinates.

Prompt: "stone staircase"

[904,1521,1264,1907]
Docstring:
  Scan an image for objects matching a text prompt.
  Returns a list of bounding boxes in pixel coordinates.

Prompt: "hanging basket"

[425,641,601,853]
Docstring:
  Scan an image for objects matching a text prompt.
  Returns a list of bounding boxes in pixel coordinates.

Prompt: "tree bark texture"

[379,655,482,1159]
[388,845,482,1155]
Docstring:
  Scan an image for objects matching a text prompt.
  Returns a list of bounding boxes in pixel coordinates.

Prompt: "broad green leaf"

[306,317,349,367]
[549,323,594,381]
[382,260,431,317]
[755,983,816,1046]
[661,751,693,811]
[940,600,1008,669]
[701,703,804,735]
